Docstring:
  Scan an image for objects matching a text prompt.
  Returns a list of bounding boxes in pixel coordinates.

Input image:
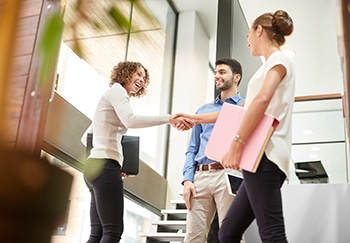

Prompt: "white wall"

[245,183,350,243]
[239,0,344,97]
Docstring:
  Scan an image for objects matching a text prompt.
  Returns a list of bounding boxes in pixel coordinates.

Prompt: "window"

[57,0,177,175]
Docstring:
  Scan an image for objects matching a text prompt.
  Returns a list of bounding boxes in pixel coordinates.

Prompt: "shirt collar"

[214,93,242,105]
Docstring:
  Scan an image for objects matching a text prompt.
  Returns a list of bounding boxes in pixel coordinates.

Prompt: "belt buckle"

[209,162,222,171]
[209,163,217,171]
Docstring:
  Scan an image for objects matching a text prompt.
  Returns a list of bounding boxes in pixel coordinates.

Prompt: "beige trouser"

[183,168,235,243]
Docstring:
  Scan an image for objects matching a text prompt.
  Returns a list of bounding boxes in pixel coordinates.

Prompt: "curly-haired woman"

[82,61,193,242]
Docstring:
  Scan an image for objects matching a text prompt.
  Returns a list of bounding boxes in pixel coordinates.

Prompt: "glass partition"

[123,0,177,175]
[288,97,348,184]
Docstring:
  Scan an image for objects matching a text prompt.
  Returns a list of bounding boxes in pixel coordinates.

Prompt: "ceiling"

[172,0,218,39]
[62,0,164,80]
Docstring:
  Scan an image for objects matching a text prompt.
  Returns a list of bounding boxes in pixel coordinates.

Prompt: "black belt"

[196,162,224,171]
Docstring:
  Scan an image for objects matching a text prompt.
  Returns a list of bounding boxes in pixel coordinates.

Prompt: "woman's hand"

[221,141,243,170]
[121,172,128,179]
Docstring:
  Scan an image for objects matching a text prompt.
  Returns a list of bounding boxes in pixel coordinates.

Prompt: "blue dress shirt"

[182,93,244,183]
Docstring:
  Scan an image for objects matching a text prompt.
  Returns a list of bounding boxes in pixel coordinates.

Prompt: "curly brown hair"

[109,61,150,98]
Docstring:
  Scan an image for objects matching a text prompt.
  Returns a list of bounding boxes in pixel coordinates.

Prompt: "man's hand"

[170,114,194,131]
[183,181,197,210]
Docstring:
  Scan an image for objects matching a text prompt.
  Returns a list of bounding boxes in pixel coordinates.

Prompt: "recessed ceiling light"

[311,146,320,151]
[309,154,319,159]
[303,129,314,135]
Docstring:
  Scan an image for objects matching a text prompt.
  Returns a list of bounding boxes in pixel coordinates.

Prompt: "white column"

[166,10,210,208]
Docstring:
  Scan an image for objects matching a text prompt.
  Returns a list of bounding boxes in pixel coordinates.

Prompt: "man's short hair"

[215,58,242,85]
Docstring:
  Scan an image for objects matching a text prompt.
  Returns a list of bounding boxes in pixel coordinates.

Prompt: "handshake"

[170,111,217,130]
[170,113,195,131]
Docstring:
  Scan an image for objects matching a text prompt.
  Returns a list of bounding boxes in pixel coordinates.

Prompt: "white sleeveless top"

[244,51,295,176]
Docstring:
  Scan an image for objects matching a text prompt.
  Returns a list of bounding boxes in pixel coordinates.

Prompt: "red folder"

[205,102,279,173]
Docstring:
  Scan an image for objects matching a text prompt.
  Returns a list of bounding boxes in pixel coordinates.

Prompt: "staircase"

[140,199,187,242]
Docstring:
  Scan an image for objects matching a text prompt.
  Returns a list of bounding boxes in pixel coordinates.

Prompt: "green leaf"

[134,0,153,22]
[108,6,131,31]
[37,10,64,87]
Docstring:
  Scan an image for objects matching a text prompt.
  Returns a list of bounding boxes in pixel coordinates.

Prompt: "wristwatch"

[233,134,245,144]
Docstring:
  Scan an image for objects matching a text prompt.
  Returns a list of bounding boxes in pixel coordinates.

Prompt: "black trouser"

[84,158,124,243]
[207,212,219,243]
[219,154,287,243]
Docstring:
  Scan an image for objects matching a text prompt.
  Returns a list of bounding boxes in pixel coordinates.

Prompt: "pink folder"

[205,102,279,173]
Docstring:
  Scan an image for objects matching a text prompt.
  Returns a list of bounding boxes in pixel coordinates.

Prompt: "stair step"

[170,199,185,205]
[153,220,187,231]
[161,209,187,220]
[141,199,188,242]
[140,232,185,242]
[170,199,186,209]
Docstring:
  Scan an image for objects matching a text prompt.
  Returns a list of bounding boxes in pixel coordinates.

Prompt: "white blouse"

[244,51,296,176]
[82,83,170,166]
